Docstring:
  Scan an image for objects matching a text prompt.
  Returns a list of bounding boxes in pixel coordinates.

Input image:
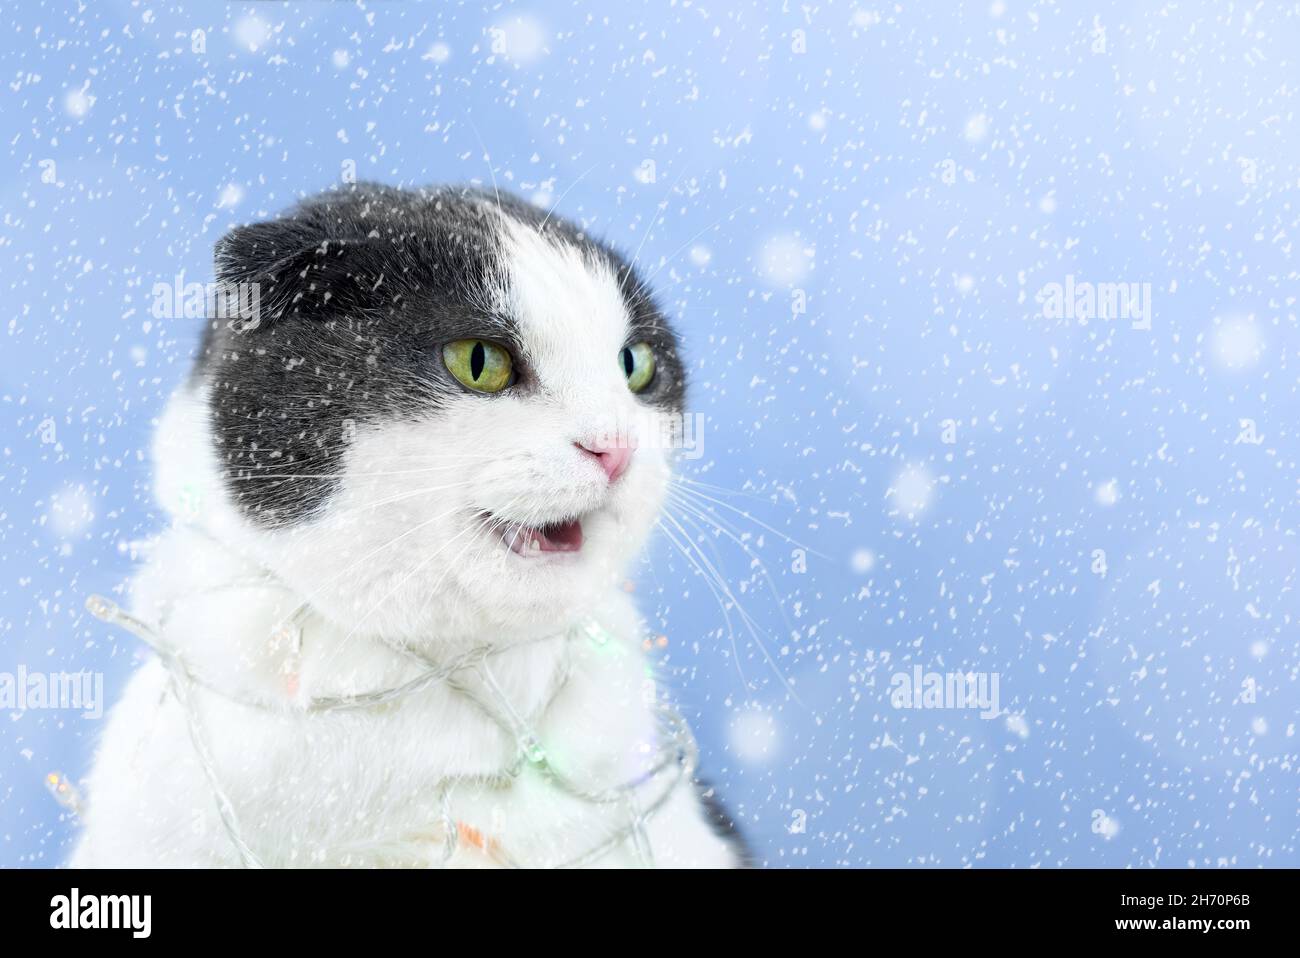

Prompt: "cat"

[71,183,747,868]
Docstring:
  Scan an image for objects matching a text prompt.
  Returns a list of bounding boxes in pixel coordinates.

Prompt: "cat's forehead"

[204,182,684,397]
[492,215,633,361]
[431,190,679,388]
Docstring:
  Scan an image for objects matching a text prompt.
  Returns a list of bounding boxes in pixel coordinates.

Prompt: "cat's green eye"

[621,342,655,393]
[443,339,514,393]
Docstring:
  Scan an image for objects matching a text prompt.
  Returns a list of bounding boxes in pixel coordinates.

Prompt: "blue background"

[2,0,1298,867]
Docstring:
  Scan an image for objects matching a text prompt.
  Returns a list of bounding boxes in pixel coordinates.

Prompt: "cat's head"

[169,183,685,648]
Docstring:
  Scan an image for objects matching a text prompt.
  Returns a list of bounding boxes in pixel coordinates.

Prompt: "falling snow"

[2,0,1298,869]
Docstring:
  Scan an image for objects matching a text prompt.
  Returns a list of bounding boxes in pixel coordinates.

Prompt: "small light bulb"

[581,619,609,646]
[521,736,547,764]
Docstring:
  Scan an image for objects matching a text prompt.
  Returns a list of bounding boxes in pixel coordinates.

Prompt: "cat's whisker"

[228,449,531,539]
[465,118,504,218]
[330,486,536,663]
[415,508,521,625]
[407,493,542,638]
[659,506,773,649]
[623,201,748,308]
[666,496,801,688]
[666,483,813,644]
[671,474,770,504]
[666,488,793,626]
[226,468,480,482]
[666,484,761,545]
[228,447,501,473]
[328,511,494,665]
[666,486,790,571]
[619,167,691,305]
[657,507,802,705]
[256,481,482,543]
[537,162,600,235]
[290,502,480,642]
[668,477,826,557]
[653,516,752,692]
[217,477,479,538]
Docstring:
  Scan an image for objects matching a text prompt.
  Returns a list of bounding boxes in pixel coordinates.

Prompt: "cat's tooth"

[530,536,541,551]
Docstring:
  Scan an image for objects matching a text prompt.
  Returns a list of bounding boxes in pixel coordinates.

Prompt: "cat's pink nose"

[576,439,633,483]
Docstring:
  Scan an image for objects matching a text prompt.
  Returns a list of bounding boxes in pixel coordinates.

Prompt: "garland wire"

[81,580,696,869]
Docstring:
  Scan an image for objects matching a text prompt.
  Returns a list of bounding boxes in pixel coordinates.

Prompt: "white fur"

[71,217,738,868]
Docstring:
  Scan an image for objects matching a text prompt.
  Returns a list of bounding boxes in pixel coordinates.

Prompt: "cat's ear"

[212,217,380,331]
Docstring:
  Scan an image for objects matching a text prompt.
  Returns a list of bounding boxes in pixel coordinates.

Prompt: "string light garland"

[45,771,83,816]
[80,576,698,869]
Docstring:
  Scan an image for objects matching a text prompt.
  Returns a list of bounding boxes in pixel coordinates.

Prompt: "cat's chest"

[199,625,659,866]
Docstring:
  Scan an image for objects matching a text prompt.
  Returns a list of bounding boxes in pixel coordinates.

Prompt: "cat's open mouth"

[484,513,585,557]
